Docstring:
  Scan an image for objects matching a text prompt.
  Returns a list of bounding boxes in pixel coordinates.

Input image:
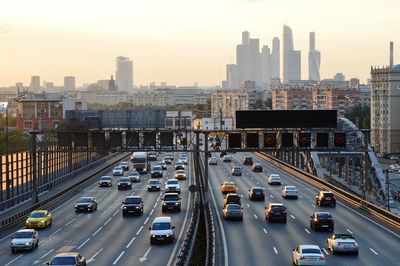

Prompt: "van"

[149,216,175,244]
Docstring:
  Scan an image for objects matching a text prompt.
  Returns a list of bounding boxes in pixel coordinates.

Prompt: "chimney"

[390,41,394,67]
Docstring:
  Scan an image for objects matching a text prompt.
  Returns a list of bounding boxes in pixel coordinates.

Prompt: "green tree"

[345,104,370,129]
[0,130,30,154]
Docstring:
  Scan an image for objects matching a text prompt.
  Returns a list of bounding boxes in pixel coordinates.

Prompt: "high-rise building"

[236,31,261,86]
[283,25,301,82]
[30,76,40,92]
[226,64,239,89]
[308,32,321,81]
[271,37,280,80]
[64,76,76,91]
[261,45,272,86]
[115,56,133,91]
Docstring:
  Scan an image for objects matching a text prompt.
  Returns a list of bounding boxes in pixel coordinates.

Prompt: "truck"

[131,152,150,173]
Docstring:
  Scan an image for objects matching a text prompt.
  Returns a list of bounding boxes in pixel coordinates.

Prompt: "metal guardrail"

[0,153,129,233]
[256,152,400,229]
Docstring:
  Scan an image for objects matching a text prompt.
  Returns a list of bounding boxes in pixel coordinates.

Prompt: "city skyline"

[1,0,399,87]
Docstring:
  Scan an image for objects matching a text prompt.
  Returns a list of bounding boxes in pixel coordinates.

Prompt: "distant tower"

[308,32,321,81]
[390,41,394,67]
[64,76,76,91]
[108,75,117,91]
[283,25,301,82]
[271,37,280,79]
[115,56,133,91]
[30,76,40,92]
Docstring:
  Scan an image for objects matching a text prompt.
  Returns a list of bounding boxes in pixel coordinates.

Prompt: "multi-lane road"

[206,151,400,266]
[0,152,193,266]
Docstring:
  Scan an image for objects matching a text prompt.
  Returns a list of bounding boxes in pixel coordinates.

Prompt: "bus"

[131,152,149,173]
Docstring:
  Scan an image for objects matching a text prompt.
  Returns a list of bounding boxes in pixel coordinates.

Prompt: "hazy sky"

[1,0,399,87]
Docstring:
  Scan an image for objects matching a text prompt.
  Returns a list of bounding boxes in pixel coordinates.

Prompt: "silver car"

[11,229,39,253]
[327,234,359,255]
[292,244,325,266]
[128,171,140,182]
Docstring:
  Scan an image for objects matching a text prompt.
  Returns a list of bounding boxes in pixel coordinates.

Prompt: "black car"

[243,156,253,165]
[223,193,241,207]
[316,191,336,207]
[118,177,132,190]
[248,187,265,201]
[161,193,181,212]
[252,163,263,172]
[151,166,163,178]
[75,197,97,213]
[265,203,287,223]
[310,212,334,232]
[122,196,144,216]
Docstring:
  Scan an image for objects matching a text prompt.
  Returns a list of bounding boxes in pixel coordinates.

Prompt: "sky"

[0,0,399,87]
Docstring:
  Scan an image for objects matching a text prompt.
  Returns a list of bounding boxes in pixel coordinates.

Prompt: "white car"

[128,171,140,182]
[292,245,325,265]
[208,157,218,165]
[149,216,175,244]
[113,166,124,176]
[222,155,232,162]
[281,186,298,199]
[179,157,188,165]
[11,229,39,253]
[165,179,181,194]
[119,161,129,170]
[327,234,359,255]
[268,174,281,185]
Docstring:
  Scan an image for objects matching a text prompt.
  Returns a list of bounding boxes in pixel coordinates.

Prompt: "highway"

[0,152,193,266]
[206,151,400,266]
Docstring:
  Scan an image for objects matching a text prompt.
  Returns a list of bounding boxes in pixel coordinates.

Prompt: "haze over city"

[1,0,399,87]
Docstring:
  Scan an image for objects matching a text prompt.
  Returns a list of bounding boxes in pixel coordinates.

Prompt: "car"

[165,152,174,160]
[158,161,167,170]
[175,161,185,170]
[148,151,158,161]
[151,166,163,178]
[149,216,175,244]
[310,212,334,232]
[25,210,52,229]
[223,204,243,221]
[122,196,144,216]
[292,245,326,266]
[11,229,39,253]
[281,186,298,199]
[242,156,253,165]
[208,157,218,165]
[265,203,287,223]
[248,187,265,201]
[223,193,241,207]
[118,177,132,190]
[222,155,232,162]
[164,157,173,164]
[165,179,181,193]
[175,170,187,180]
[113,166,124,176]
[221,181,238,194]
[252,163,263,172]
[231,166,242,176]
[268,174,281,185]
[316,191,336,207]
[98,176,112,187]
[75,197,97,213]
[119,161,129,171]
[127,171,140,182]
[148,179,161,191]
[162,193,181,212]
[179,155,188,164]
[219,151,227,158]
[46,252,86,266]
[327,233,359,255]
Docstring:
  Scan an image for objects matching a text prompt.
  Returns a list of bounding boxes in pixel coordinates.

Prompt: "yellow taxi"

[175,170,187,180]
[221,181,238,194]
[26,210,52,229]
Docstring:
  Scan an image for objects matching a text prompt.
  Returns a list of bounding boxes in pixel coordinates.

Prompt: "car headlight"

[152,234,156,238]
[25,242,31,246]
[40,220,45,223]
[166,233,173,237]
[123,206,127,209]
[26,220,29,224]
[135,206,140,209]
[163,202,167,205]
[175,202,179,205]
[118,183,121,185]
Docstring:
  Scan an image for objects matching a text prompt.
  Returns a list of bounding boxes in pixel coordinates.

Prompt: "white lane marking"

[52,195,78,212]
[369,248,378,255]
[139,247,152,262]
[4,254,23,266]
[77,213,83,217]
[136,225,144,235]
[263,228,268,234]
[153,202,158,208]
[270,195,274,198]
[312,204,316,208]
[88,248,103,263]
[246,203,250,207]
[65,218,76,226]
[290,214,296,220]
[77,237,91,250]
[104,217,112,226]
[273,247,278,254]
[112,209,119,217]
[322,248,329,255]
[299,195,304,198]
[240,194,244,198]
[49,228,63,237]
[150,209,155,216]
[126,236,136,248]
[254,214,258,219]
[144,217,150,225]
[256,182,260,185]
[346,228,353,234]
[112,251,125,265]
[305,229,311,234]
[97,192,108,202]
[92,226,103,236]
[39,248,54,260]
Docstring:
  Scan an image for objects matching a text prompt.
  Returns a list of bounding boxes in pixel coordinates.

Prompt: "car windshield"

[77,198,92,203]
[120,162,128,165]
[119,178,129,182]
[158,162,165,165]
[286,187,296,190]
[164,195,179,201]
[323,193,334,197]
[253,188,263,193]
[227,205,241,211]
[30,212,45,218]
[234,167,241,170]
[317,213,332,219]
[152,222,171,230]
[125,198,142,204]
[115,167,122,170]
[100,177,111,181]
[302,248,322,254]
[176,170,185,174]
[270,175,279,178]
[225,183,234,187]
[14,232,32,238]
[271,206,285,211]
[50,256,76,265]
[336,234,353,239]
[128,172,138,176]
[150,181,159,185]
[153,166,162,171]
[168,180,179,185]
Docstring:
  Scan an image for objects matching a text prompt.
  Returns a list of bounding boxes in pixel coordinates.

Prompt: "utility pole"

[5,105,10,200]
[31,132,39,204]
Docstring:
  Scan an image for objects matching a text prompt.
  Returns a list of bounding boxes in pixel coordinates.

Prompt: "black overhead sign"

[236,110,337,129]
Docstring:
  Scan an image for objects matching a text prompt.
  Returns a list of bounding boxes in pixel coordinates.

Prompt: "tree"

[345,104,370,129]
[0,130,30,155]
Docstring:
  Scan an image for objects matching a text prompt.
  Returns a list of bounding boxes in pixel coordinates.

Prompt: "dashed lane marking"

[263,228,268,234]
[305,229,311,234]
[136,225,144,236]
[273,247,278,254]
[92,227,103,236]
[104,217,112,226]
[126,237,136,249]
[77,238,91,250]
[112,251,125,265]
[369,248,378,255]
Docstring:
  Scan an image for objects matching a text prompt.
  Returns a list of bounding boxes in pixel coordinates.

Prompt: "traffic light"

[334,133,346,148]
[246,133,259,148]
[264,133,276,148]
[228,133,241,149]
[316,133,329,148]
[281,133,294,148]
[298,133,311,148]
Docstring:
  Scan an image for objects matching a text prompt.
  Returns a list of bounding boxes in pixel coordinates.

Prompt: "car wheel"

[11,248,15,254]
[284,218,287,224]
[49,219,52,226]
[148,188,150,192]
[122,213,126,217]
[333,203,336,207]
[354,251,359,256]
[310,222,313,229]
[330,227,334,232]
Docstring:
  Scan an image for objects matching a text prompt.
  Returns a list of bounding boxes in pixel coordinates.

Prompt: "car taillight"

[269,210,274,214]
[299,256,305,260]
[283,210,287,214]
[320,256,325,260]
[333,196,336,200]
